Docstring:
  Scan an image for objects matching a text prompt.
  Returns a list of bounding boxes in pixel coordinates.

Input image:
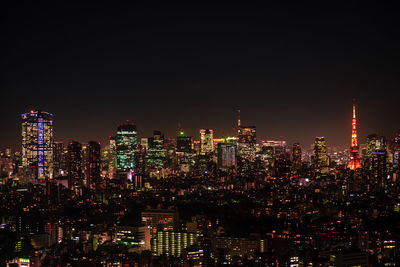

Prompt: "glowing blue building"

[21,110,54,180]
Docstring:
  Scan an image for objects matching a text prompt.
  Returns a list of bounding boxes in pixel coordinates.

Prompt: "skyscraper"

[86,141,101,188]
[146,130,167,169]
[313,137,329,173]
[116,121,137,176]
[365,134,387,179]
[394,134,400,173]
[292,142,302,171]
[237,126,256,160]
[67,141,83,190]
[200,129,214,154]
[217,142,236,170]
[177,131,192,153]
[53,141,66,177]
[347,103,362,170]
[21,110,54,181]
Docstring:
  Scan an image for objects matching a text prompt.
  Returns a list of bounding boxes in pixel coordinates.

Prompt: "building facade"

[21,110,54,181]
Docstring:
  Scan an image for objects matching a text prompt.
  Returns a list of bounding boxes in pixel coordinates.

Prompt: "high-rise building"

[146,131,167,169]
[365,134,387,179]
[21,110,54,180]
[237,126,256,160]
[86,141,101,188]
[200,129,214,154]
[53,142,66,177]
[177,132,192,153]
[67,141,83,190]
[261,140,287,156]
[394,134,400,173]
[313,137,329,173]
[116,121,137,175]
[292,142,302,171]
[347,103,362,170]
[217,142,236,169]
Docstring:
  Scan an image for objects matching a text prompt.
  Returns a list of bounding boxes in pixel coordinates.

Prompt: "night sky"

[2,2,399,150]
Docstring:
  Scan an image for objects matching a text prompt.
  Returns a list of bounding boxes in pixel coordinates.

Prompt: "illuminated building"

[107,135,117,177]
[146,131,167,169]
[0,149,14,178]
[140,137,149,150]
[237,126,256,160]
[177,131,192,153]
[393,133,400,173]
[86,141,101,188]
[151,231,202,257]
[6,257,30,267]
[67,141,83,190]
[141,209,179,238]
[365,134,387,179]
[347,103,363,170]
[257,145,275,172]
[116,121,137,176]
[329,251,368,266]
[115,226,151,251]
[183,247,204,266]
[131,143,146,188]
[21,110,54,181]
[212,236,259,258]
[261,140,287,155]
[200,129,214,154]
[313,137,329,173]
[53,142,66,177]
[292,142,302,171]
[217,142,236,169]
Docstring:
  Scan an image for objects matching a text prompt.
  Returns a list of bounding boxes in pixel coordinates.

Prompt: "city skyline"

[1,102,398,151]
[2,3,400,265]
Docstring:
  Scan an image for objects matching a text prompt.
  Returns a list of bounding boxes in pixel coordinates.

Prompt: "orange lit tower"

[347,103,363,170]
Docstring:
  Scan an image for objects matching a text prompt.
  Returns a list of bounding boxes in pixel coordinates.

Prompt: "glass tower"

[21,110,54,180]
[116,121,137,174]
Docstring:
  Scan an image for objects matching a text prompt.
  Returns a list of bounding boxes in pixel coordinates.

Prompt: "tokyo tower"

[347,103,363,170]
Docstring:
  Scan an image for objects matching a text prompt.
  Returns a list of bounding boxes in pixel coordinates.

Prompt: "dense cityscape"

[3,2,400,267]
[0,103,399,266]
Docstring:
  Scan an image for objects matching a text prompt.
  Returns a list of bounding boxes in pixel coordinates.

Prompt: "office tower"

[21,110,54,180]
[292,142,302,171]
[81,142,88,184]
[53,142,66,177]
[237,126,256,160]
[393,133,400,173]
[365,134,387,179]
[0,149,13,178]
[177,131,192,153]
[106,135,117,177]
[67,141,83,190]
[86,141,101,188]
[146,130,167,169]
[217,142,236,169]
[347,103,363,170]
[116,121,137,175]
[313,137,329,172]
[200,129,214,154]
[261,140,287,156]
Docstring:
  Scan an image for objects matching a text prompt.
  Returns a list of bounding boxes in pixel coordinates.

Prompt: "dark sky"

[2,2,399,150]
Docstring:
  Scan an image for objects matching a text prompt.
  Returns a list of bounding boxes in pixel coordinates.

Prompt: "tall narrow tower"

[21,110,54,180]
[347,103,362,170]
